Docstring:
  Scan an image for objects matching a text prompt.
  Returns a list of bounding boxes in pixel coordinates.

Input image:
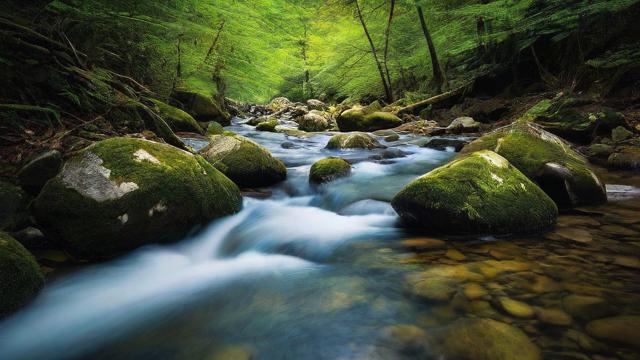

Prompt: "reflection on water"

[0,118,639,359]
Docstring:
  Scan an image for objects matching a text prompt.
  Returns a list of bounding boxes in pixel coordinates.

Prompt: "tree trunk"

[301,22,313,99]
[382,0,396,98]
[355,0,393,103]
[416,5,445,93]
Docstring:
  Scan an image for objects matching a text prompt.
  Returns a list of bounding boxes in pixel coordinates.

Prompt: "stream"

[0,118,639,359]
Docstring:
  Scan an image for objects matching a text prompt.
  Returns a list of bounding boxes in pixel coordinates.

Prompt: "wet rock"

[326,132,384,150]
[462,282,488,300]
[562,295,613,321]
[18,150,63,194]
[337,107,402,132]
[564,329,607,352]
[407,275,458,302]
[586,316,640,349]
[11,227,48,250]
[608,146,640,170]
[391,150,558,235]
[446,117,481,134]
[377,324,429,357]
[149,99,204,134]
[554,228,593,243]
[255,119,278,132]
[535,307,573,326]
[309,157,351,184]
[171,89,231,125]
[0,231,44,316]
[601,225,638,236]
[612,255,640,269]
[34,138,242,259]
[298,110,331,131]
[210,345,255,360]
[281,141,297,149]
[461,121,607,208]
[427,318,541,360]
[496,297,535,318]
[0,181,31,231]
[588,143,614,158]
[200,133,287,188]
[384,133,400,142]
[421,137,469,152]
[611,126,633,143]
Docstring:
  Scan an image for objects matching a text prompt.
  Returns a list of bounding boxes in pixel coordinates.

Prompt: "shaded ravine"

[0,118,638,359]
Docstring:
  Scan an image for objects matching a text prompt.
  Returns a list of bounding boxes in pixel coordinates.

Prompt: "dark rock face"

[18,150,62,194]
[422,138,470,152]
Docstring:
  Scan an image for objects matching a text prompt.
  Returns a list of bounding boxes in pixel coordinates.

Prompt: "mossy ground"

[392,150,558,235]
[461,122,607,207]
[309,157,351,184]
[34,138,242,259]
[0,231,44,316]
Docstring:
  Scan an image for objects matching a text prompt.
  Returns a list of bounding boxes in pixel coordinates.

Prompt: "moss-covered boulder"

[255,119,278,132]
[611,126,633,143]
[446,116,481,134]
[149,99,204,134]
[608,146,640,170]
[171,89,231,126]
[0,181,30,231]
[200,133,287,188]
[17,150,62,194]
[306,99,327,111]
[526,98,625,143]
[460,122,607,208]
[0,231,44,316]
[33,138,242,259]
[298,110,331,132]
[391,150,558,235]
[337,107,402,132]
[309,157,351,184]
[326,132,384,150]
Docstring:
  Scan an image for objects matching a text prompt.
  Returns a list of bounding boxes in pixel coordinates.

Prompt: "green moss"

[206,122,224,135]
[0,231,44,316]
[309,157,351,184]
[336,108,402,132]
[33,138,242,259]
[149,99,204,134]
[200,134,287,188]
[326,132,383,149]
[171,89,231,126]
[255,119,278,132]
[461,122,606,207]
[391,150,558,235]
[611,126,633,143]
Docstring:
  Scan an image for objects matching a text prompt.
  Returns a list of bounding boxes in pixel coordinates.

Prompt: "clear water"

[0,118,639,359]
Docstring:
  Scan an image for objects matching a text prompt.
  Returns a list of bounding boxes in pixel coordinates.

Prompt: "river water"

[0,118,639,359]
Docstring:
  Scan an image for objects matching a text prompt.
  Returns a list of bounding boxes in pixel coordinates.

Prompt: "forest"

[0,0,639,359]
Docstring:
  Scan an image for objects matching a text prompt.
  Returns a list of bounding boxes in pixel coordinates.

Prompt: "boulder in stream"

[309,157,351,184]
[255,119,278,132]
[200,133,287,188]
[326,132,384,150]
[149,99,204,134]
[337,107,402,132]
[298,110,331,132]
[0,231,44,316]
[391,150,558,235]
[460,121,607,208]
[33,137,242,259]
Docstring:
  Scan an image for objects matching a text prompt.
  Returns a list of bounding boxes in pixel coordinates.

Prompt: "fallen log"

[395,86,468,117]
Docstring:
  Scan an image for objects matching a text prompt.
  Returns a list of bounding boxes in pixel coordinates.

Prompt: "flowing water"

[0,119,639,359]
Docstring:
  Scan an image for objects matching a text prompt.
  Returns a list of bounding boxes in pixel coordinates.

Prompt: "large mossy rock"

[460,121,607,208]
[149,99,204,134]
[608,146,640,170]
[0,180,30,231]
[171,89,231,126]
[526,98,625,143]
[0,231,44,316]
[426,318,541,360]
[255,119,278,132]
[391,150,558,235]
[337,107,402,132]
[326,132,384,150]
[309,157,351,184]
[33,138,242,259]
[200,133,287,188]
